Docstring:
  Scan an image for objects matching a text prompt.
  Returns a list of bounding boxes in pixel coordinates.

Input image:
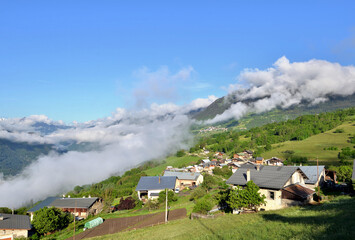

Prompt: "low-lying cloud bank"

[207,56,355,123]
[0,96,219,208]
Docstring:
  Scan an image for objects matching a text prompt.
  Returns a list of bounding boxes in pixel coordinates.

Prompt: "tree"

[226,181,266,212]
[337,165,353,182]
[201,174,216,191]
[158,189,178,203]
[32,207,72,235]
[176,150,185,157]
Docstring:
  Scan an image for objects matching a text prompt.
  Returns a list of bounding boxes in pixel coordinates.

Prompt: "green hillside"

[193,94,355,132]
[0,139,54,176]
[92,196,355,240]
[262,119,355,166]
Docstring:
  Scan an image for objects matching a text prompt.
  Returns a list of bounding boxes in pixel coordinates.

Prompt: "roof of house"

[282,184,315,199]
[265,157,283,162]
[226,165,308,190]
[352,159,355,180]
[299,166,325,184]
[28,197,98,212]
[135,176,177,191]
[256,157,264,161]
[163,171,201,180]
[28,196,60,212]
[0,214,31,230]
[50,197,99,209]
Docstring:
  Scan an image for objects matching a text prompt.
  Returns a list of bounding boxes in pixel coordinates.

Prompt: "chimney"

[300,163,302,166]
[256,165,260,171]
[0,214,3,220]
[247,169,250,182]
[159,176,161,184]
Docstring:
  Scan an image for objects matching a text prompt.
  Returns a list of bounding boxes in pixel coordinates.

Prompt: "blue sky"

[1,1,354,122]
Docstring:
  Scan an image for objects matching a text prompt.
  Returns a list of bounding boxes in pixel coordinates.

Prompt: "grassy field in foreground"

[91,196,355,240]
[261,120,355,166]
[144,156,200,176]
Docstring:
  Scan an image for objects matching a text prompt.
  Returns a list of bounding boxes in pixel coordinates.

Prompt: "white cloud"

[0,107,193,208]
[208,56,355,123]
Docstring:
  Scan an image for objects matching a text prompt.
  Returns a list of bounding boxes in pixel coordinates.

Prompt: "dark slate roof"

[0,214,31,230]
[256,157,264,161]
[135,176,177,191]
[163,171,201,180]
[28,196,59,212]
[226,165,307,190]
[299,166,325,184]
[28,197,98,212]
[49,197,98,209]
[352,159,355,180]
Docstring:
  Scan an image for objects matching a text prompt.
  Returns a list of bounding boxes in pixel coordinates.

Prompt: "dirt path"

[72,208,187,239]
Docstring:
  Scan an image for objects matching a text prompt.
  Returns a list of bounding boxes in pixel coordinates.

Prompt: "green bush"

[189,187,207,201]
[32,207,72,235]
[193,194,215,214]
[213,166,233,179]
[158,190,178,203]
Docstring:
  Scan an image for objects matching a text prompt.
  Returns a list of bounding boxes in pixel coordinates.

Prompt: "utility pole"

[73,199,76,240]
[165,188,168,223]
[317,157,320,203]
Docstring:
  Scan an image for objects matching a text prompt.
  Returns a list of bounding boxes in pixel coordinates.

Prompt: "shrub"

[176,150,185,157]
[213,166,233,179]
[189,187,207,201]
[193,194,215,214]
[334,128,345,133]
[158,190,178,203]
[116,197,136,210]
[146,200,159,210]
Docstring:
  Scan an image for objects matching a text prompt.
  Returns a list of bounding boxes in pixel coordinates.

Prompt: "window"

[269,191,275,200]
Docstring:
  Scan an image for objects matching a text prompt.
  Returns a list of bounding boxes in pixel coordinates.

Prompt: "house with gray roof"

[0,213,31,238]
[164,171,203,189]
[27,197,103,220]
[226,165,314,210]
[135,176,177,202]
[299,165,325,189]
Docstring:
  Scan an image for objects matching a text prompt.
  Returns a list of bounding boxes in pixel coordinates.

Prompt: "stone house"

[0,214,31,239]
[226,165,314,210]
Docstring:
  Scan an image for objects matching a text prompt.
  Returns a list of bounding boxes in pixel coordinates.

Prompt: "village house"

[135,176,178,202]
[299,165,326,189]
[226,165,314,210]
[265,157,284,166]
[254,157,264,165]
[27,197,103,221]
[164,171,203,189]
[0,213,31,239]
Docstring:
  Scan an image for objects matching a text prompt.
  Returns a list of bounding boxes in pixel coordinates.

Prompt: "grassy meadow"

[261,120,355,166]
[91,196,355,240]
[143,155,200,176]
